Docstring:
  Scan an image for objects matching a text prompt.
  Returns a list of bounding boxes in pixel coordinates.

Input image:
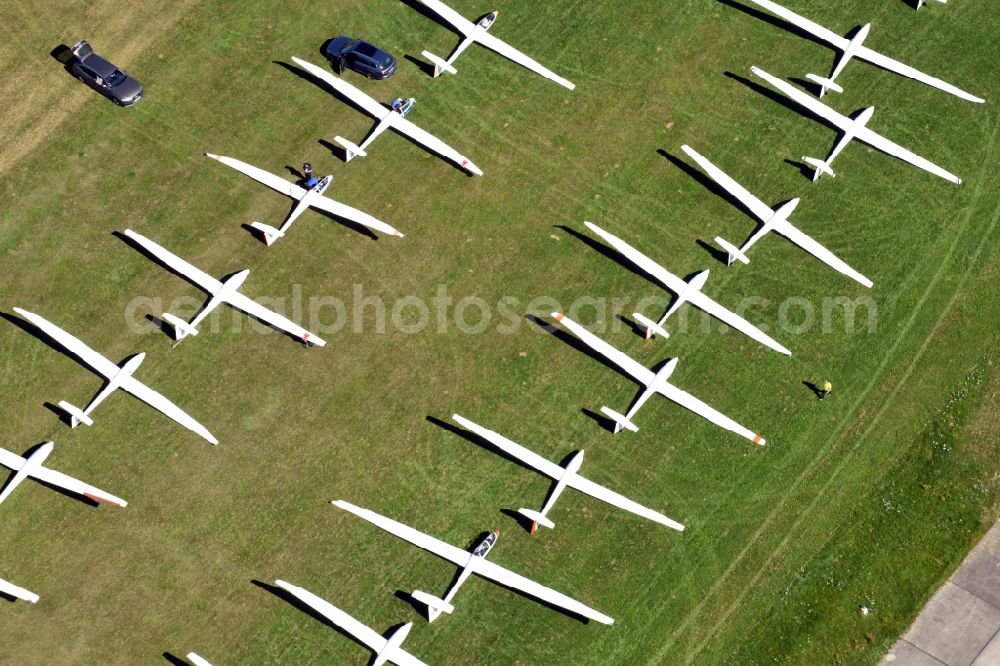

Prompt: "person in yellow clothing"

[819,378,833,400]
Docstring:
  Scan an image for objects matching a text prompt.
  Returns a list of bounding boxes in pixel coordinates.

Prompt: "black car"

[322,37,396,79]
[66,40,143,106]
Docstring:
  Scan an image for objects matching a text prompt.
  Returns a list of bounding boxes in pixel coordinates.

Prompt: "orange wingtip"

[553,312,564,321]
[752,434,765,445]
[84,492,122,506]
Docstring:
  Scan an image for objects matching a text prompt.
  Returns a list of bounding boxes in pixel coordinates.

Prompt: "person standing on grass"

[819,378,833,400]
[303,162,318,188]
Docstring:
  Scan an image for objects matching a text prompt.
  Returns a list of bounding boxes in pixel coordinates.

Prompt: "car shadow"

[50,44,72,65]
[318,38,339,65]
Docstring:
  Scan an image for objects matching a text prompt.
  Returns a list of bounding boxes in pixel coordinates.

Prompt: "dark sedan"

[66,40,143,106]
[322,37,396,79]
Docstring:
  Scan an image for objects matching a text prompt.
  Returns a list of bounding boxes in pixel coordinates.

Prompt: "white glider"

[745,0,979,102]
[186,655,213,666]
[583,220,792,352]
[12,307,218,445]
[750,66,962,185]
[0,578,38,603]
[291,56,483,175]
[415,0,575,90]
[331,499,613,624]
[123,229,325,347]
[413,529,499,623]
[206,153,403,244]
[681,145,873,289]
[551,312,765,445]
[0,442,127,507]
[452,414,684,535]
[274,580,428,666]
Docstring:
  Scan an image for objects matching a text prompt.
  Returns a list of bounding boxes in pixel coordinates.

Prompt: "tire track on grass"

[686,188,1000,665]
[0,0,198,178]
[643,112,1000,665]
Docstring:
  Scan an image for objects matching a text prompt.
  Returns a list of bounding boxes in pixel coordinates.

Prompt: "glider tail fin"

[421,51,457,77]
[600,406,639,434]
[411,590,455,622]
[713,237,751,265]
[57,401,93,428]
[632,312,669,341]
[802,156,836,181]
[334,136,367,162]
[804,73,844,97]
[248,221,284,246]
[517,509,555,534]
[161,313,199,342]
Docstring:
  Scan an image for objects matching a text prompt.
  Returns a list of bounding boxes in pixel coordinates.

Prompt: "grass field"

[2,0,1000,663]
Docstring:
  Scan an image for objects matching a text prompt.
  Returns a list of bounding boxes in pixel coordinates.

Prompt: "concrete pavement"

[882,521,1000,665]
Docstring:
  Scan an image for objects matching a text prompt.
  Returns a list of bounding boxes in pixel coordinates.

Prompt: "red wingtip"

[554,312,564,321]
[84,492,121,506]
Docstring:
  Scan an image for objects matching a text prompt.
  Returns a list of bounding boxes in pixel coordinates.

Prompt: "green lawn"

[1,1,999,664]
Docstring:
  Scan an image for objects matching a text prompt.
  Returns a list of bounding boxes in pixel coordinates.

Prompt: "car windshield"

[106,69,127,86]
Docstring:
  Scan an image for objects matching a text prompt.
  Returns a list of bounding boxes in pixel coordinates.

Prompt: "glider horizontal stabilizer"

[600,406,639,433]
